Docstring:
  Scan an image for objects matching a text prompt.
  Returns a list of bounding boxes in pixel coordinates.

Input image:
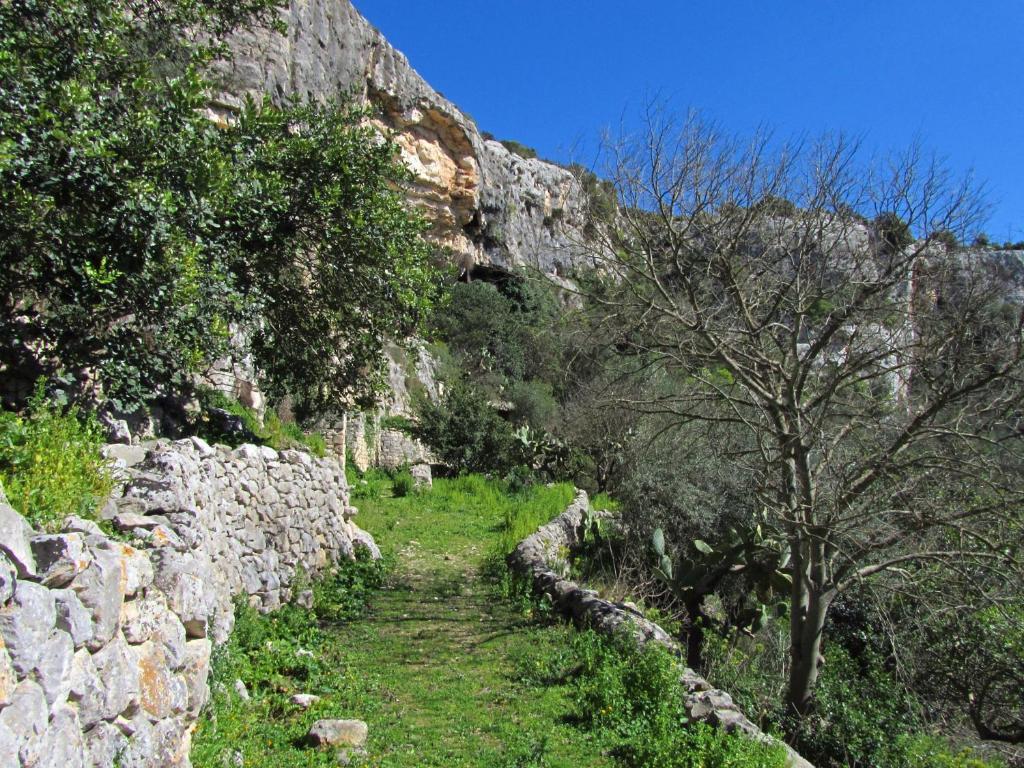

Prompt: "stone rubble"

[508,490,815,768]
[0,438,378,767]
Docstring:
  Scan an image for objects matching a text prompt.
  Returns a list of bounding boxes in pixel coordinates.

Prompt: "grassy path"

[193,476,615,768]
[340,477,614,767]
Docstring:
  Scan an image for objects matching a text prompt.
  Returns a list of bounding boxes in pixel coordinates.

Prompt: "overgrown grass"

[197,388,327,456]
[0,387,113,530]
[191,552,389,768]
[557,630,788,768]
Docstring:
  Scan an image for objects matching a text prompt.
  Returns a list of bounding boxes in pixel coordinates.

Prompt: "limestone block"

[91,633,141,720]
[31,532,93,587]
[33,629,74,709]
[121,595,169,644]
[69,648,105,728]
[151,549,215,639]
[180,639,212,715]
[34,704,86,768]
[84,720,129,768]
[0,579,56,674]
[0,679,47,760]
[0,720,16,767]
[69,546,124,650]
[132,640,177,719]
[0,501,36,577]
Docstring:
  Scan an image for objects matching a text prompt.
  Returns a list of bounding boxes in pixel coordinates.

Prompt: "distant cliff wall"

[213,0,594,277]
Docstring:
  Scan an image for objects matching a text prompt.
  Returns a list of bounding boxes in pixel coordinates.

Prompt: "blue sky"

[352,1,1024,241]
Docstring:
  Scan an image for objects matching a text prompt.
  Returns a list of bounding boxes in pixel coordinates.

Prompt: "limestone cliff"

[213,0,592,276]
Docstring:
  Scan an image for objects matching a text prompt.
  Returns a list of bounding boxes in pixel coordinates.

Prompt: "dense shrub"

[0,386,113,530]
[411,379,524,475]
[391,470,415,498]
[569,631,788,767]
[195,389,326,456]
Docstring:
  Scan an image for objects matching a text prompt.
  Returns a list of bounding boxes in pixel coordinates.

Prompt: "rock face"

[0,439,377,768]
[214,0,594,277]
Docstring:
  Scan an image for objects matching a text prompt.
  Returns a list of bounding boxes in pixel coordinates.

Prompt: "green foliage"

[412,378,524,475]
[0,0,439,417]
[499,139,539,160]
[650,523,790,634]
[195,389,326,456]
[569,631,788,767]
[752,195,798,217]
[391,470,415,498]
[0,384,112,530]
[873,212,914,253]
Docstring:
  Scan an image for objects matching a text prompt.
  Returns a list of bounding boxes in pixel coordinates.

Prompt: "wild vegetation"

[194,472,786,767]
[0,1,1021,765]
[0,0,439,422]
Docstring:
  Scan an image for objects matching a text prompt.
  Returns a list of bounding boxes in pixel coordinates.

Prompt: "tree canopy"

[576,108,1024,719]
[0,0,440,419]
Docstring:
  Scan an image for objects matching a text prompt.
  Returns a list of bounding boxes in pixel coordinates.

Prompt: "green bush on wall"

[0,385,113,530]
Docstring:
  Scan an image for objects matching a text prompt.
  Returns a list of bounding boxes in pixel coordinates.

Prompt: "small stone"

[234,678,250,701]
[307,719,368,748]
[31,532,93,587]
[62,515,105,537]
[0,502,37,577]
[0,579,56,674]
[290,693,320,709]
[180,639,212,714]
[0,553,14,604]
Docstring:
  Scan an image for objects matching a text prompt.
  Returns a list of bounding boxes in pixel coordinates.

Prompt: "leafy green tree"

[0,0,438,419]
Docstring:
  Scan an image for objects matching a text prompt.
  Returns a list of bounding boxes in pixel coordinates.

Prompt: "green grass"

[193,474,785,768]
[0,386,113,530]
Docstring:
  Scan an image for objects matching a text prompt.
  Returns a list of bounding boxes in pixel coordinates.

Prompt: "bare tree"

[574,107,1024,717]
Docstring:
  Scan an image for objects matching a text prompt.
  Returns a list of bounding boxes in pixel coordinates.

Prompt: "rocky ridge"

[213,0,594,277]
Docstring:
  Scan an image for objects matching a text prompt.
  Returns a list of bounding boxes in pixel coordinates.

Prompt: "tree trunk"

[786,584,830,717]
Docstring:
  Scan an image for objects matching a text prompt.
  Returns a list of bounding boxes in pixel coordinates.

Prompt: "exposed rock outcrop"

[213,0,594,276]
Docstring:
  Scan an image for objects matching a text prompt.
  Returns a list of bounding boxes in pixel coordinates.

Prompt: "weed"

[0,385,113,530]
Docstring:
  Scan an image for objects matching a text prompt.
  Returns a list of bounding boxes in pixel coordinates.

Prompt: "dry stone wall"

[508,491,814,768]
[0,438,378,767]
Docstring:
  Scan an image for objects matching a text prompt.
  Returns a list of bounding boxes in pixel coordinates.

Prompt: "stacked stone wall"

[0,438,378,767]
[508,491,814,768]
